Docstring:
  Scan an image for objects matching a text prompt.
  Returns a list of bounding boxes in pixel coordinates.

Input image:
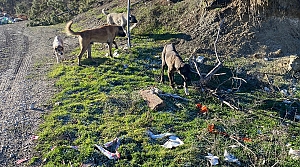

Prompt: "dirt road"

[0,21,60,166]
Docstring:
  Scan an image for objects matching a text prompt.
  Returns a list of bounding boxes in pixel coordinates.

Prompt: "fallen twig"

[210,91,239,110]
[193,60,204,81]
[229,135,257,164]
[214,75,247,93]
[271,161,280,167]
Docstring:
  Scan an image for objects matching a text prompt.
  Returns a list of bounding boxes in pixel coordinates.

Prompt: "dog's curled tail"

[102,8,109,15]
[65,21,80,36]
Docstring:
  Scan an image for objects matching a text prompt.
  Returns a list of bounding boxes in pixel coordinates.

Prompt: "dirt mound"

[165,0,300,58]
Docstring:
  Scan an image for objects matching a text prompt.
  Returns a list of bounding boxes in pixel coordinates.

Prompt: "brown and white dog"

[53,36,64,63]
[65,20,126,66]
[102,9,138,34]
[160,43,191,95]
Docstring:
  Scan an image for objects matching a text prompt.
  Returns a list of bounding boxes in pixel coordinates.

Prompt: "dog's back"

[102,9,124,25]
[53,36,63,48]
[162,44,185,69]
[102,9,138,29]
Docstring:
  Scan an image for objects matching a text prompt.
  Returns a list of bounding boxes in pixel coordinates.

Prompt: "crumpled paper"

[30,135,39,140]
[94,144,120,160]
[104,138,120,149]
[224,149,240,165]
[205,153,219,166]
[162,135,184,148]
[16,158,28,164]
[147,130,175,139]
[147,130,184,148]
[94,138,121,160]
[289,148,300,160]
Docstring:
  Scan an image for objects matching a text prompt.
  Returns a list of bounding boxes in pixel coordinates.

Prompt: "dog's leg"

[183,80,189,95]
[77,45,89,66]
[55,53,60,63]
[168,69,175,89]
[160,61,166,83]
[87,43,92,59]
[112,41,118,49]
[171,72,175,88]
[160,65,165,83]
[107,42,113,57]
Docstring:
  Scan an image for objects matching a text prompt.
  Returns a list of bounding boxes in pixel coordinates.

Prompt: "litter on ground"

[196,103,208,113]
[16,158,28,164]
[147,130,175,139]
[94,138,121,160]
[30,135,39,140]
[289,148,300,160]
[205,153,219,166]
[147,130,184,148]
[161,135,184,148]
[94,144,120,160]
[224,149,240,165]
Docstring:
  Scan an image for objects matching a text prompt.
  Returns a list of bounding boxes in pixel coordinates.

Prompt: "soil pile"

[159,0,300,58]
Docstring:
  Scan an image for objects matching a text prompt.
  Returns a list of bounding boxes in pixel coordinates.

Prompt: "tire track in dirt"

[1,29,29,108]
[0,23,35,166]
[0,22,60,167]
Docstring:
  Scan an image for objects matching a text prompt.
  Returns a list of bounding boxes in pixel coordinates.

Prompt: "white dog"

[102,9,138,34]
[53,36,64,63]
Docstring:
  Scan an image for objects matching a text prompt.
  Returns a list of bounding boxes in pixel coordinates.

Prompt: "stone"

[289,56,300,72]
[140,90,165,110]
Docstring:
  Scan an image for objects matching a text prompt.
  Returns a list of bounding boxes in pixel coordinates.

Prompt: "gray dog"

[102,8,138,34]
[160,43,191,95]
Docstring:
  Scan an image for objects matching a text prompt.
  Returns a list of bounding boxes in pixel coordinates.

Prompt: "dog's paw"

[184,87,189,96]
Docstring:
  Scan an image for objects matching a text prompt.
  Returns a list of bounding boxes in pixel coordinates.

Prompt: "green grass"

[31,31,300,166]
[33,20,300,167]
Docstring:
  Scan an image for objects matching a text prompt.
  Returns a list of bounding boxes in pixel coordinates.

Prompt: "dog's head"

[178,63,191,82]
[117,26,127,37]
[55,46,64,56]
[129,15,138,23]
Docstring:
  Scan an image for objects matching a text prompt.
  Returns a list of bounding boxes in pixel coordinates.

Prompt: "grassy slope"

[32,2,300,167]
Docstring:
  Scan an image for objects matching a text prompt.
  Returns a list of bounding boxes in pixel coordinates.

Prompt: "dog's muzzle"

[55,46,64,56]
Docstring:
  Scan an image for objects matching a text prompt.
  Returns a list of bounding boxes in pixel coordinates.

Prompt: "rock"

[289,55,300,72]
[140,90,165,110]
[268,49,283,58]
